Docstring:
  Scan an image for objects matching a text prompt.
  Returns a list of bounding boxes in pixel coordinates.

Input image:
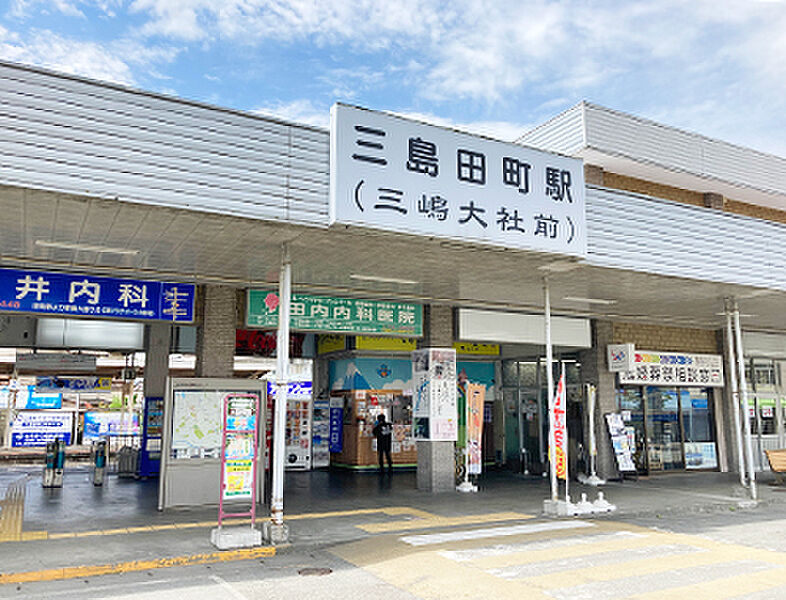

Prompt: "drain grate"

[298,567,333,576]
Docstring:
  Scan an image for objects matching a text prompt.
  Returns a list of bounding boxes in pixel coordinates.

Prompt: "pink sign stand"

[218,392,261,530]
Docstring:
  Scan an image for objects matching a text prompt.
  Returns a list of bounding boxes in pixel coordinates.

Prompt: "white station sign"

[329,104,587,257]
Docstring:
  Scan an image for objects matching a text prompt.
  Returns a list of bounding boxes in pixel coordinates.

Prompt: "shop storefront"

[614,350,723,473]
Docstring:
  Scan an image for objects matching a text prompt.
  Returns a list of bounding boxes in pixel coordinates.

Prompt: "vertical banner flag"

[553,368,567,480]
[466,383,485,475]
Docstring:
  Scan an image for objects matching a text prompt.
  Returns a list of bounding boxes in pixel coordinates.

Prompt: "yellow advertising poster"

[356,336,417,352]
[317,334,346,354]
[453,342,500,356]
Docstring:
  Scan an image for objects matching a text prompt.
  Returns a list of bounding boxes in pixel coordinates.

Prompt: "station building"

[0,60,784,510]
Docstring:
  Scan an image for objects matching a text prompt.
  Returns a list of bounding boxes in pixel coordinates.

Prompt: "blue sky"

[2,1,786,155]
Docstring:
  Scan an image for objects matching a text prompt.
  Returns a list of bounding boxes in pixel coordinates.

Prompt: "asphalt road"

[8,501,786,600]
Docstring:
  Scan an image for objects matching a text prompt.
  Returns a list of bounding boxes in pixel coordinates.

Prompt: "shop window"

[518,362,538,387]
[645,386,683,471]
[753,360,776,388]
[681,388,718,469]
[502,361,518,387]
[758,399,777,434]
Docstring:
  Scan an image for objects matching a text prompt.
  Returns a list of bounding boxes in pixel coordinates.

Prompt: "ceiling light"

[350,274,418,285]
[35,240,140,255]
[563,296,617,305]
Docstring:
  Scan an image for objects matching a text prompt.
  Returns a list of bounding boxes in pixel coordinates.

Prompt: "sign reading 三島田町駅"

[246,290,422,337]
[0,268,195,322]
[329,104,587,257]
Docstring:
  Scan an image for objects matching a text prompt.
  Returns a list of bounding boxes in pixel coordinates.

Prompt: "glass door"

[644,386,684,471]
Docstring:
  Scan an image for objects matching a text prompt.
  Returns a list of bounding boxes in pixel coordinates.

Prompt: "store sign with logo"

[247,290,422,337]
[36,376,112,392]
[0,268,195,322]
[330,104,587,257]
[356,336,418,352]
[453,342,500,356]
[607,343,636,372]
[618,351,724,387]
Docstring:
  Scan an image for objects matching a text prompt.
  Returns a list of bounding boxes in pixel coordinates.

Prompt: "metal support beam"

[544,278,557,502]
[270,243,291,529]
[724,302,747,488]
[732,300,757,501]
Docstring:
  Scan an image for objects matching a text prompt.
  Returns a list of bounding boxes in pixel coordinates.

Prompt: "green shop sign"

[246,290,422,337]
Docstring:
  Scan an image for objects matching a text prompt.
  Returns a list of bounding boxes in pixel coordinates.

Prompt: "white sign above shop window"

[617,350,724,388]
[329,104,587,258]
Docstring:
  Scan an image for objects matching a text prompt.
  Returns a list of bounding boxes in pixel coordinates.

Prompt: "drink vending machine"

[265,381,313,471]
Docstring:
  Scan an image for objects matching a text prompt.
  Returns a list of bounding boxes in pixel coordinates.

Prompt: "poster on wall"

[83,412,140,439]
[684,442,718,470]
[220,394,259,502]
[328,396,344,453]
[412,348,457,441]
[11,411,73,447]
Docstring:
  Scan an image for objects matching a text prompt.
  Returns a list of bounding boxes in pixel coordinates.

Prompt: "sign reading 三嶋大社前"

[329,104,587,257]
[246,289,422,337]
[0,268,195,322]
[617,351,724,387]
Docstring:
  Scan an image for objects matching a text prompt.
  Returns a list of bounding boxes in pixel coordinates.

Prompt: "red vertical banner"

[553,370,567,480]
[466,383,485,475]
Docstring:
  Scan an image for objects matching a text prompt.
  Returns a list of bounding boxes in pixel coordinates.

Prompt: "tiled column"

[416,304,456,493]
[195,285,237,378]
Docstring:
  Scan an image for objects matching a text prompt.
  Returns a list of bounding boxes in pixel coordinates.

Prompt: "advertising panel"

[11,411,73,447]
[0,267,195,322]
[83,412,140,439]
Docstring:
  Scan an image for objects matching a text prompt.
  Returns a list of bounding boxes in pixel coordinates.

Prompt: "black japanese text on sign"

[329,103,587,258]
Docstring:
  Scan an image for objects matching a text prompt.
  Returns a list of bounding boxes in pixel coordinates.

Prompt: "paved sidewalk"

[0,466,781,584]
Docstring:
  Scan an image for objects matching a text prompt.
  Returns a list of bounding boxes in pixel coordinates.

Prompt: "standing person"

[373,413,393,473]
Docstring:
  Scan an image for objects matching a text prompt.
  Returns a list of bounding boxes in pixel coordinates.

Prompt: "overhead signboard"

[17,353,97,372]
[36,376,113,392]
[0,267,195,323]
[247,290,422,337]
[330,103,586,257]
[617,351,724,387]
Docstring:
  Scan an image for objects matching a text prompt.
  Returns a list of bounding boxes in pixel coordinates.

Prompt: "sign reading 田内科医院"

[0,268,195,322]
[247,289,422,337]
[329,104,587,257]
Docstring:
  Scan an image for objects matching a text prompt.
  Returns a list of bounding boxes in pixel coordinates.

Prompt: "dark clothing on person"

[373,419,393,472]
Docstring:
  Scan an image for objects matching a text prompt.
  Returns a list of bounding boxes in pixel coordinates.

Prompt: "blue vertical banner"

[0,268,195,322]
[328,396,344,453]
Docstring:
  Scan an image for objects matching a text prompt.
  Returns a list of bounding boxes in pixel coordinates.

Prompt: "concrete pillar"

[144,322,171,398]
[720,324,742,474]
[195,285,237,378]
[417,304,456,493]
[578,320,618,480]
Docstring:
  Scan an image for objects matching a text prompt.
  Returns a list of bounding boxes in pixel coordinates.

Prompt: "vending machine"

[311,398,330,468]
[266,380,313,471]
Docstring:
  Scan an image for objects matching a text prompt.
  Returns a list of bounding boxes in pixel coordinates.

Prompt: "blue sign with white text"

[0,268,195,322]
[329,398,344,453]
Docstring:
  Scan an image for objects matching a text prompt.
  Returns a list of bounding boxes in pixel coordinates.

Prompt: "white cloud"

[394,110,532,142]
[0,26,180,87]
[253,99,329,128]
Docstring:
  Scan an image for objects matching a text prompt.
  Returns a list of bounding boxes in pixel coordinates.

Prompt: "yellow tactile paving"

[0,477,26,542]
[629,566,786,600]
[6,505,439,542]
[0,545,277,585]
[359,511,534,533]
